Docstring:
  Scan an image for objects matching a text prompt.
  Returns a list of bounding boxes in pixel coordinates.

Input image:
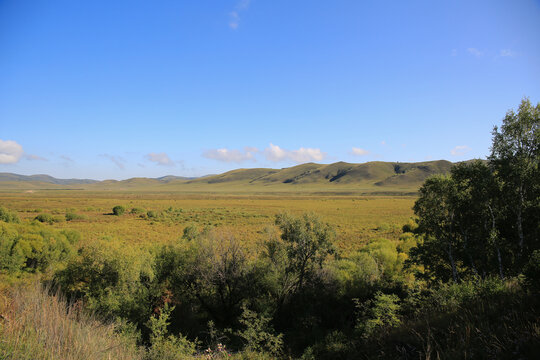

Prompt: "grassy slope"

[0,160,454,194]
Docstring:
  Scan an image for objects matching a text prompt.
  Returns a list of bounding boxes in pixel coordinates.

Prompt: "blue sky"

[1,0,539,180]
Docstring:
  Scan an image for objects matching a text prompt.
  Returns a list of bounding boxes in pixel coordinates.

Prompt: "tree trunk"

[448,243,458,282]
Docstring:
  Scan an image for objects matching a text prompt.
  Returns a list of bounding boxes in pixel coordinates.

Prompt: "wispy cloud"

[100,154,126,169]
[451,145,471,156]
[451,49,458,57]
[229,0,251,29]
[25,154,48,161]
[203,147,257,163]
[60,155,74,162]
[381,141,386,146]
[0,139,24,164]
[264,143,325,163]
[351,147,370,156]
[467,48,483,57]
[146,152,174,166]
[499,49,517,57]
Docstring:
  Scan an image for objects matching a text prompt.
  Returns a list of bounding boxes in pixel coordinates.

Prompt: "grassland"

[0,191,415,253]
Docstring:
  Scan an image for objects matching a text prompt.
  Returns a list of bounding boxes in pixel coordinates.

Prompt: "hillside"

[0,160,455,194]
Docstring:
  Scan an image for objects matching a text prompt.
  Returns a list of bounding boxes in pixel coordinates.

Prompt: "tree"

[412,176,461,282]
[269,213,336,299]
[490,97,540,258]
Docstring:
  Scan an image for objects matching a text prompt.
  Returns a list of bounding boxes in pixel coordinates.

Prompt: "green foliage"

[145,303,196,360]
[130,207,146,214]
[65,212,87,221]
[355,292,401,338]
[54,241,154,323]
[182,223,199,241]
[0,206,20,223]
[113,205,126,216]
[0,221,76,275]
[34,213,64,224]
[410,98,540,282]
[236,304,283,356]
[274,212,336,292]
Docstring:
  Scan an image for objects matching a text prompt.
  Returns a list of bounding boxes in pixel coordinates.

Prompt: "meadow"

[0,191,415,253]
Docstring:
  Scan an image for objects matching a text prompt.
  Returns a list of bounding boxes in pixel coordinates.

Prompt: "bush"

[145,303,196,360]
[130,207,145,215]
[65,212,87,221]
[0,222,75,275]
[0,206,20,223]
[34,213,63,224]
[113,206,126,216]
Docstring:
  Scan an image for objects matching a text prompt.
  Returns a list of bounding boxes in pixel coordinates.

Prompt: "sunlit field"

[0,191,415,253]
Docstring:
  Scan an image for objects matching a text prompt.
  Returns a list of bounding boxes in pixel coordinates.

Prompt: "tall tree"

[490,98,540,259]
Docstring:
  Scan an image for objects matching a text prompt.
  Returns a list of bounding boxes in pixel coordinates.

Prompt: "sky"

[1,0,539,180]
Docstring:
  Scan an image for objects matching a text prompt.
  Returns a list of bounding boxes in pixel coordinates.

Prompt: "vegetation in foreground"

[0,98,539,358]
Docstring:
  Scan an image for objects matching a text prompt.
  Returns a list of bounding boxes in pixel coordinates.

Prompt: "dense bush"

[0,206,20,223]
[0,222,77,275]
[113,205,126,216]
[34,213,64,224]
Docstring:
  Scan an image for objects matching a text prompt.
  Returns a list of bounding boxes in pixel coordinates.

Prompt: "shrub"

[65,212,87,221]
[145,303,196,360]
[0,206,20,223]
[113,205,126,216]
[130,207,145,215]
[34,213,54,224]
[355,292,401,338]
[236,304,283,356]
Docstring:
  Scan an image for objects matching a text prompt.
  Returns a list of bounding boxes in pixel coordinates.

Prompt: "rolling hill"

[0,160,457,194]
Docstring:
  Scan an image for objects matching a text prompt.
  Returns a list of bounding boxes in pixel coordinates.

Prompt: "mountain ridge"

[0,160,459,192]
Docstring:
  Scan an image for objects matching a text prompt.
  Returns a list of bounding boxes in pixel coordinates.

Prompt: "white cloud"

[203,147,257,163]
[146,152,174,166]
[100,154,126,169]
[451,49,458,57]
[451,145,471,156]
[229,11,240,29]
[60,155,74,162]
[25,154,47,161]
[467,48,483,57]
[351,147,370,156]
[228,0,251,29]
[264,143,325,163]
[499,49,516,57]
[265,143,288,162]
[0,139,24,164]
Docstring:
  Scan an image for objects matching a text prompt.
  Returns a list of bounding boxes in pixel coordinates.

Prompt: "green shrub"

[65,212,87,221]
[0,222,75,275]
[145,303,196,360]
[34,213,55,224]
[236,304,283,356]
[113,205,126,216]
[130,207,145,214]
[0,206,20,223]
[355,292,401,338]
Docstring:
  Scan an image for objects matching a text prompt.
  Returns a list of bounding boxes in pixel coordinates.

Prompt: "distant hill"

[0,173,99,185]
[187,160,453,186]
[0,160,456,194]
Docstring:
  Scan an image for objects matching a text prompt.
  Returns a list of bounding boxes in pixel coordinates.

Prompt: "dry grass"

[0,192,415,253]
[0,283,143,360]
